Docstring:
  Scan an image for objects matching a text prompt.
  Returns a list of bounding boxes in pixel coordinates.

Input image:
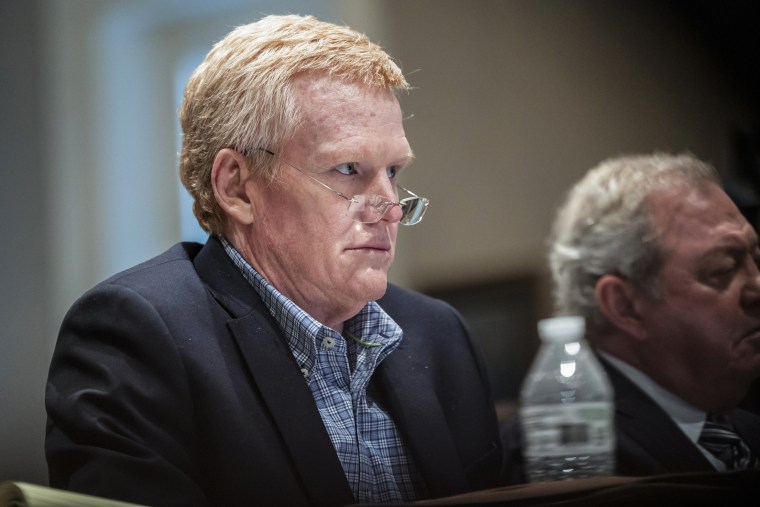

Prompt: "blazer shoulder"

[70,242,207,314]
[102,242,203,284]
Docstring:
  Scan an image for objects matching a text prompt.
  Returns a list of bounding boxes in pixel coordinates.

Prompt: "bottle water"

[519,316,615,482]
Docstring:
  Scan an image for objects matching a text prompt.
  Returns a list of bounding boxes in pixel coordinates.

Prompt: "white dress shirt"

[598,351,725,470]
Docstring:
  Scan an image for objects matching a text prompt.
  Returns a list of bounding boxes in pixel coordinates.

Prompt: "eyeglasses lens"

[347,194,428,225]
[400,197,428,225]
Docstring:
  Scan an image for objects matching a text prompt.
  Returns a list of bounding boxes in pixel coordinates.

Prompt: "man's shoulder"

[57,241,237,335]
[87,242,206,302]
[105,242,203,283]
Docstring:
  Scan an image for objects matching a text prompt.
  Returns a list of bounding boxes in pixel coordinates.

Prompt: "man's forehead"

[295,77,400,116]
[288,76,410,160]
[650,184,755,248]
[301,99,405,133]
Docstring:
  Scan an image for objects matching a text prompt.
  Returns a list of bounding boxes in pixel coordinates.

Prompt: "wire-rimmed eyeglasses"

[258,149,429,226]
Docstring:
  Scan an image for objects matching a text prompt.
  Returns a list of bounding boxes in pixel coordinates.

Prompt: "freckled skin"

[232,75,412,331]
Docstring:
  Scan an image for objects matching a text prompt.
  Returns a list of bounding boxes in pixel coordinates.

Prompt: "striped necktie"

[698,414,758,470]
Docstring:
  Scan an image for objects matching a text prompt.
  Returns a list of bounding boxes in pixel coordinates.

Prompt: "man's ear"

[595,274,648,341]
[211,148,255,225]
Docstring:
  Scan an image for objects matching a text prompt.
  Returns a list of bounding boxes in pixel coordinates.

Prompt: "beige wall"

[347,1,752,296]
[2,0,755,485]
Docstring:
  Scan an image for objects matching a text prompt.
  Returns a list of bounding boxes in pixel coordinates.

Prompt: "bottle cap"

[537,315,585,343]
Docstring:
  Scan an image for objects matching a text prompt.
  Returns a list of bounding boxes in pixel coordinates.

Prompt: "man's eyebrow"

[398,153,416,167]
[701,238,759,260]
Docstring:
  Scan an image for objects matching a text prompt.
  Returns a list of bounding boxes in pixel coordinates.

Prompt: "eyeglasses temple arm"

[398,185,421,199]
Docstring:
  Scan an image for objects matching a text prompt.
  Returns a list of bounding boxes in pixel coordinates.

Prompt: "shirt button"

[322,337,336,348]
[300,367,309,377]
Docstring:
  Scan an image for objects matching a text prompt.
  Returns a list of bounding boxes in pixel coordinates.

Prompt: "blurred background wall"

[2,0,759,485]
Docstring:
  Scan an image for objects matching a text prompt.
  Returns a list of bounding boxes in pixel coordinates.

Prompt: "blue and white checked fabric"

[221,237,427,502]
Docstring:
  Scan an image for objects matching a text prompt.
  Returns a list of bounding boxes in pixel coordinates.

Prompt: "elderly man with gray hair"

[506,153,760,480]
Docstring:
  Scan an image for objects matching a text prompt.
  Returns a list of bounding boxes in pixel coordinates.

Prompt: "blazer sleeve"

[45,282,209,507]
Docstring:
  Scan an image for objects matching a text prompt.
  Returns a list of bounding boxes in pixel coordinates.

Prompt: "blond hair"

[179,14,409,234]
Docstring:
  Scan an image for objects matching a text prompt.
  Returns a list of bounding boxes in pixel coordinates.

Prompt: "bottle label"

[520,402,614,456]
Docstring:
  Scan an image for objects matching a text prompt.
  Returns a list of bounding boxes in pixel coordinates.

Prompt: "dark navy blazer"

[45,237,503,506]
[501,354,760,482]
[603,358,760,476]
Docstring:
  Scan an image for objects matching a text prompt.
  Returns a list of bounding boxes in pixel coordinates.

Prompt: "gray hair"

[549,153,720,336]
[179,14,409,235]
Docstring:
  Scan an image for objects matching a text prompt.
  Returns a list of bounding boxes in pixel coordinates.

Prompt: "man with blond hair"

[46,15,502,506]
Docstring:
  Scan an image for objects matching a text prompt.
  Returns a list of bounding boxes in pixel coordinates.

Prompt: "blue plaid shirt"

[221,238,427,503]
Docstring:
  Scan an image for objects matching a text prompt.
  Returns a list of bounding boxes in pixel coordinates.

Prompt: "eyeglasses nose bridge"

[377,199,399,214]
[365,195,401,220]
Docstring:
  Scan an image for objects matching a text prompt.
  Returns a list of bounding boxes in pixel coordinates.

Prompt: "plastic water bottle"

[519,315,615,481]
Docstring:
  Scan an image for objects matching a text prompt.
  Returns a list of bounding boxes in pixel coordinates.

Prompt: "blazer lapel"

[194,238,355,506]
[228,314,355,506]
[615,396,714,471]
[377,341,469,498]
[603,359,715,473]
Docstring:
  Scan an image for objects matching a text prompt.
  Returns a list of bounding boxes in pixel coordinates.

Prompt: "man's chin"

[355,271,389,302]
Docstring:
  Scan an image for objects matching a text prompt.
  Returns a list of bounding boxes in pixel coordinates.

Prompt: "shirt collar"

[598,351,706,443]
[219,236,403,377]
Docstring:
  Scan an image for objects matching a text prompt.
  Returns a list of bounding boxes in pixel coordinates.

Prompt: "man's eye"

[712,260,740,279]
[702,264,736,288]
[386,165,399,179]
[334,163,358,175]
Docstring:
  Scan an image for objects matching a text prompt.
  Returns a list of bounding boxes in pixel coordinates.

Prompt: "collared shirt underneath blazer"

[45,237,503,507]
[501,354,760,482]
[602,357,760,476]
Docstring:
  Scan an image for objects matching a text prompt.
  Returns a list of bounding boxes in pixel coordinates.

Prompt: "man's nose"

[742,260,760,308]
[369,172,402,224]
[380,201,403,223]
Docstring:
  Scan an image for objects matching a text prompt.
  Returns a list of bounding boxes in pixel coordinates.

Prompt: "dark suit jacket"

[45,237,503,507]
[602,357,760,476]
[501,355,760,482]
